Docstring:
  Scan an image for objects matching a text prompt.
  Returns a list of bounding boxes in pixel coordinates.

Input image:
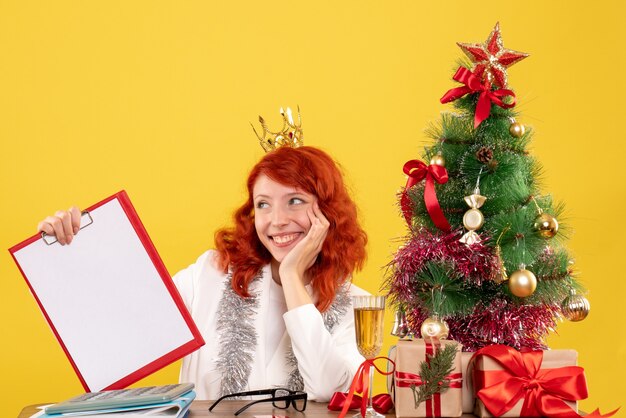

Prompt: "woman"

[38,145,369,401]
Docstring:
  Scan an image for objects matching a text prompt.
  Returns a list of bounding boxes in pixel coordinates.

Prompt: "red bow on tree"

[440,67,516,128]
[471,345,618,418]
[401,159,451,232]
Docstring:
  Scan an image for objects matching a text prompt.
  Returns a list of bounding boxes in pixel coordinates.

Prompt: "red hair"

[214,146,367,311]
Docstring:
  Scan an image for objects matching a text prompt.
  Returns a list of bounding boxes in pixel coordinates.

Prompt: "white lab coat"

[173,250,367,401]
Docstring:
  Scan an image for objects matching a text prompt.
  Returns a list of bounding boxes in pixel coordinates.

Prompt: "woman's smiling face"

[253,174,315,263]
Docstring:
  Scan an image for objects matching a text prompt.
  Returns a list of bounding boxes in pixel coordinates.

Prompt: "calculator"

[45,383,195,414]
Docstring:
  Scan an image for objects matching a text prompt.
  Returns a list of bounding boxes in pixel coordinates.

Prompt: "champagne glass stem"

[367,363,375,412]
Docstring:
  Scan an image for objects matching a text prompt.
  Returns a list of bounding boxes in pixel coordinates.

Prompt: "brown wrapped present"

[393,339,463,418]
[471,345,585,417]
[460,352,475,414]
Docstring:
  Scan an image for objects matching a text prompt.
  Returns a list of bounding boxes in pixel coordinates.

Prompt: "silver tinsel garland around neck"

[215,272,352,396]
[215,273,261,397]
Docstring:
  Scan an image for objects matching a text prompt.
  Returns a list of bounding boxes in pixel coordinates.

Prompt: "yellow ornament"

[508,268,537,297]
[561,293,590,322]
[430,153,446,167]
[509,122,525,138]
[534,212,559,238]
[420,316,449,340]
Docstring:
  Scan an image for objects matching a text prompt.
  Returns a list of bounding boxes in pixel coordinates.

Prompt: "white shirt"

[266,279,287,366]
[173,250,367,401]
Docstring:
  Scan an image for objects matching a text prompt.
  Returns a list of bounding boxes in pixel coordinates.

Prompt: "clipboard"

[9,190,205,392]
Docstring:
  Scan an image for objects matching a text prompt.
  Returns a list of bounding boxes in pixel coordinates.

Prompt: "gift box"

[471,345,586,417]
[393,339,463,418]
[387,345,397,395]
[460,352,474,414]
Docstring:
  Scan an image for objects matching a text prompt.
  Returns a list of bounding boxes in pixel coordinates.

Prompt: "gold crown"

[252,106,304,152]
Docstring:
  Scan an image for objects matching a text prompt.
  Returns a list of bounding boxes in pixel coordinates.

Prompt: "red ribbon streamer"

[332,356,395,418]
[440,67,516,128]
[328,393,394,414]
[401,160,451,232]
[471,345,619,418]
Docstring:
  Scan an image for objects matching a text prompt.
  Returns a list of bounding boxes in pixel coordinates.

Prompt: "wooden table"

[18,400,478,417]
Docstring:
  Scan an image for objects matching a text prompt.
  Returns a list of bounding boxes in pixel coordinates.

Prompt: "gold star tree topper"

[252,107,303,152]
[457,22,529,88]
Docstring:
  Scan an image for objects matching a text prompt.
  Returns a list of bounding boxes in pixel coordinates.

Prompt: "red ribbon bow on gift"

[331,356,395,418]
[400,159,451,232]
[471,345,618,418]
[440,67,516,128]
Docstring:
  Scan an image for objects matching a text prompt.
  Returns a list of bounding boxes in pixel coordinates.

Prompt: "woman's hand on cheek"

[279,202,329,283]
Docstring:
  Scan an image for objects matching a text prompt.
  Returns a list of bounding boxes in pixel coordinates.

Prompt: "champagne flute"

[352,295,386,418]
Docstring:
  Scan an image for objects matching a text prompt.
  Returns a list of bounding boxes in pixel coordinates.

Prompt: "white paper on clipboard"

[9,191,204,392]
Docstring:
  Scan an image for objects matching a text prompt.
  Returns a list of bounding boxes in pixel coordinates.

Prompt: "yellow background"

[1,1,624,415]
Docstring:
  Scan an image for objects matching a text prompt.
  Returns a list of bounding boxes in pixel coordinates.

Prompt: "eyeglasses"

[208,388,308,415]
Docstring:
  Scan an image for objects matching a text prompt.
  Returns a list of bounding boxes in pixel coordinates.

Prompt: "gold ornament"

[534,212,559,238]
[530,196,558,239]
[430,152,446,167]
[494,245,508,284]
[508,268,537,298]
[252,106,304,152]
[460,192,486,245]
[561,293,590,322]
[509,121,525,138]
[494,226,511,284]
[420,315,449,340]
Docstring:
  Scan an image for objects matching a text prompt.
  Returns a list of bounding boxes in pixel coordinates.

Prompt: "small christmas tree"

[386,23,590,351]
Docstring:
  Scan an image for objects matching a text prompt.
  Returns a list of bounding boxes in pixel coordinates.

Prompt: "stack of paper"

[33,389,196,418]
